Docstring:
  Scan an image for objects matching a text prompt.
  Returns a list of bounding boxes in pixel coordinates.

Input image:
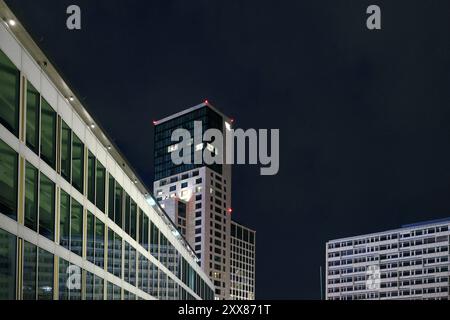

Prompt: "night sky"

[6,0,450,299]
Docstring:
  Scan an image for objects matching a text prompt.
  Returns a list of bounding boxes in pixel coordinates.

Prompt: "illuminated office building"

[153,103,256,300]
[230,221,256,300]
[0,1,213,300]
[326,218,450,300]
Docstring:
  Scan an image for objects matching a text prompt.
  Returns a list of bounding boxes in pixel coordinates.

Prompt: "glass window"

[59,189,70,250]
[59,259,81,300]
[87,211,95,263]
[129,246,136,286]
[107,229,114,274]
[71,134,84,193]
[0,139,18,220]
[130,201,137,240]
[113,283,121,300]
[124,195,130,234]
[138,210,143,246]
[108,229,122,278]
[95,161,106,212]
[114,182,123,227]
[24,162,38,231]
[87,151,95,203]
[85,271,94,300]
[26,81,40,153]
[86,271,103,300]
[108,175,115,220]
[70,199,83,256]
[95,218,105,268]
[150,222,159,259]
[138,253,144,291]
[0,228,16,299]
[124,242,130,283]
[160,234,167,267]
[39,173,55,241]
[141,256,149,294]
[22,241,37,300]
[40,99,56,168]
[107,282,113,300]
[94,275,104,300]
[0,49,20,136]
[113,233,122,278]
[142,213,149,250]
[150,263,159,297]
[58,258,69,300]
[60,120,71,181]
[37,248,54,300]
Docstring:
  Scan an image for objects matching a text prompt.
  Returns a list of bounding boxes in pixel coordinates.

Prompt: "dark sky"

[6,0,450,299]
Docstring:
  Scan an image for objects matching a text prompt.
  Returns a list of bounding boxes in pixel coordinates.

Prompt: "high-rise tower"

[153,102,233,299]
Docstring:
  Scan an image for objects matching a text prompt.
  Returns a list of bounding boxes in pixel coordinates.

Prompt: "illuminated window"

[195,143,203,151]
[167,144,178,152]
[180,190,189,199]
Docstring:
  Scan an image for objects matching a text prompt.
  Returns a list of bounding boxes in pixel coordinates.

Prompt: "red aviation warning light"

[227,208,233,214]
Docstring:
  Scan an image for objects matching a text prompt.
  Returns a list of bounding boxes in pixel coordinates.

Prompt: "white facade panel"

[72,113,85,143]
[40,73,58,110]
[58,95,73,126]
[21,50,40,89]
[0,23,20,68]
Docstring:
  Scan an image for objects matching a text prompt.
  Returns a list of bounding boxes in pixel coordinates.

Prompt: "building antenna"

[319,265,324,300]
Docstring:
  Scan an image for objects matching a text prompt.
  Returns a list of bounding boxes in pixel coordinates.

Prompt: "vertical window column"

[87,151,95,203]
[60,121,71,182]
[40,99,56,169]
[24,162,38,231]
[38,173,55,241]
[25,82,40,153]
[37,248,54,300]
[0,228,16,299]
[95,162,106,212]
[0,49,20,137]
[70,199,83,257]
[0,139,18,221]
[71,134,84,194]
[108,174,115,221]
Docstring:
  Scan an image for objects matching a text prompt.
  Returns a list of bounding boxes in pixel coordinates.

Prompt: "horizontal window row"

[328,226,449,250]
[0,227,206,300]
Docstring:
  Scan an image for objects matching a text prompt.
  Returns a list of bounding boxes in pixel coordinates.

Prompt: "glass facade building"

[0,1,214,300]
[230,221,256,300]
[154,105,223,181]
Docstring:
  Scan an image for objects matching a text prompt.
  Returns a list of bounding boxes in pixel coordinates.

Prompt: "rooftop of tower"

[153,100,232,125]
